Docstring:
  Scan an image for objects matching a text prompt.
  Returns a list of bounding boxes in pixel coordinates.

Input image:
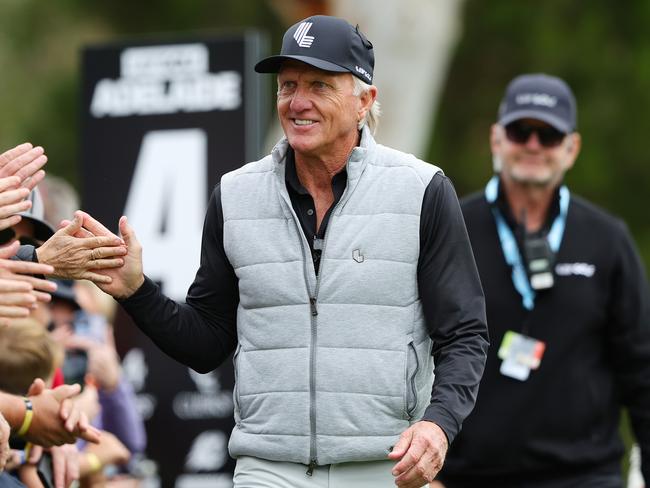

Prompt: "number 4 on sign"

[124,129,207,300]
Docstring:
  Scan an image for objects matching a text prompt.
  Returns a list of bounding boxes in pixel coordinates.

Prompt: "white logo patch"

[516,93,557,107]
[294,22,315,48]
[355,66,371,82]
[555,262,596,277]
[185,431,228,471]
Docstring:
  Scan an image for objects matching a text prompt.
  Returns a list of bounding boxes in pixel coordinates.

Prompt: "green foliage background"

[429,0,650,272]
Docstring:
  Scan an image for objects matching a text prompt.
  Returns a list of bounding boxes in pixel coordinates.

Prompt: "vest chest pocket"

[404,339,420,420]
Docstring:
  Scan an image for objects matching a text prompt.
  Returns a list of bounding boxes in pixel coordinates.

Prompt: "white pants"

[233,455,416,488]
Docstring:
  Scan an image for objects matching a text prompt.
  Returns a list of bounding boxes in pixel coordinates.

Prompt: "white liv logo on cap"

[294,22,315,48]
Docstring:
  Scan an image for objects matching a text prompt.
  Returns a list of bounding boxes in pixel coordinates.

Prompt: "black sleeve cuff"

[421,404,460,445]
[117,275,158,307]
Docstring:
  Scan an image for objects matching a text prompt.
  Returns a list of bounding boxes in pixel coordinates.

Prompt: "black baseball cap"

[50,279,80,309]
[255,15,375,83]
[498,74,577,133]
[0,187,55,244]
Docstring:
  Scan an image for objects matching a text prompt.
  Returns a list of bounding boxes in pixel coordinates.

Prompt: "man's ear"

[567,133,581,155]
[563,133,582,171]
[358,84,377,119]
[566,138,574,152]
[490,124,503,152]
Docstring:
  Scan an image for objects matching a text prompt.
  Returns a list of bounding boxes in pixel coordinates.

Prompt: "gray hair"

[352,76,381,134]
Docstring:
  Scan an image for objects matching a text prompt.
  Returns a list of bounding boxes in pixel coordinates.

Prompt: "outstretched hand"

[388,421,448,488]
[0,411,10,471]
[0,143,48,191]
[0,176,32,231]
[35,211,126,283]
[0,241,56,325]
[23,378,101,447]
[71,214,144,300]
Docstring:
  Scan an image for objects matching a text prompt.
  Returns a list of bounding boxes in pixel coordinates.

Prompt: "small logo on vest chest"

[352,249,365,263]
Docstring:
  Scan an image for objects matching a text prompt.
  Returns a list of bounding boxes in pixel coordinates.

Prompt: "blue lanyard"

[485,176,570,310]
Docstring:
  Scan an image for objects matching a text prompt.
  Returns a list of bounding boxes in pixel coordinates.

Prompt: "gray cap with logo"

[498,73,577,133]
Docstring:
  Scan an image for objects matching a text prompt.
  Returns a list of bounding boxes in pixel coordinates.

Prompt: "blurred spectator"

[0,187,55,247]
[0,144,56,327]
[0,200,140,485]
[436,74,650,487]
[0,320,63,393]
[0,320,76,488]
[0,283,130,488]
[0,184,57,326]
[38,175,79,232]
[49,280,146,456]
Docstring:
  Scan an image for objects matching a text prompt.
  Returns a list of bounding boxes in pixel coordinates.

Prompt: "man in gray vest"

[85,15,489,488]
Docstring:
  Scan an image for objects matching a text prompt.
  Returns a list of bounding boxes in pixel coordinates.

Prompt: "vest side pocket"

[232,344,242,425]
[405,339,420,419]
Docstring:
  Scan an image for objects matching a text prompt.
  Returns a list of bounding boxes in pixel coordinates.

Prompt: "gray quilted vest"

[221,128,440,466]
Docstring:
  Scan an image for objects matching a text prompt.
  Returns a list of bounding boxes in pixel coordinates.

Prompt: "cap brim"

[50,280,80,309]
[22,217,55,243]
[499,110,573,133]
[255,55,349,75]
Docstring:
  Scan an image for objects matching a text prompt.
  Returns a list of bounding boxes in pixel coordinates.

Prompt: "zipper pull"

[306,459,317,476]
[310,297,318,316]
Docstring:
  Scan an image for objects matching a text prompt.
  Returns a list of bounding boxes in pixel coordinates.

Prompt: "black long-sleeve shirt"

[440,187,650,485]
[120,159,488,444]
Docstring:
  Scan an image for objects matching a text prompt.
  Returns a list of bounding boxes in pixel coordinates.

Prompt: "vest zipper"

[308,295,318,473]
[306,205,337,471]
[278,165,349,470]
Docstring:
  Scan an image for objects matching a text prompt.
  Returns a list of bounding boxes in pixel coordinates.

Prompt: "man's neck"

[294,130,360,196]
[501,177,558,233]
[292,130,360,229]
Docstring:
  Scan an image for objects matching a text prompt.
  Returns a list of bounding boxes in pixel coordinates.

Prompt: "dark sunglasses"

[0,228,42,247]
[504,121,567,148]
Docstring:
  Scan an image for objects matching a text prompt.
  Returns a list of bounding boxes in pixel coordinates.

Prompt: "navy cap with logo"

[498,74,577,134]
[255,15,375,84]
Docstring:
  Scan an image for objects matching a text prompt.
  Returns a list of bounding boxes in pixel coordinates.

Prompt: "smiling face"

[491,118,581,189]
[277,60,375,162]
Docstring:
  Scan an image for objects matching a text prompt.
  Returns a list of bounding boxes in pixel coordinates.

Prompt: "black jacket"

[440,187,650,485]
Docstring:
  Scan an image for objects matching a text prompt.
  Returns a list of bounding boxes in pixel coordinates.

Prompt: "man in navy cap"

[85,15,489,487]
[436,74,650,487]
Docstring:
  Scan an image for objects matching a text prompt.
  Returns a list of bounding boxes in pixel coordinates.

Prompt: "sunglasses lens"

[505,121,566,148]
[505,122,532,144]
[537,126,566,147]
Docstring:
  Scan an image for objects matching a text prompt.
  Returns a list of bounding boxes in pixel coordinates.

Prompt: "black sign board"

[81,34,267,487]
